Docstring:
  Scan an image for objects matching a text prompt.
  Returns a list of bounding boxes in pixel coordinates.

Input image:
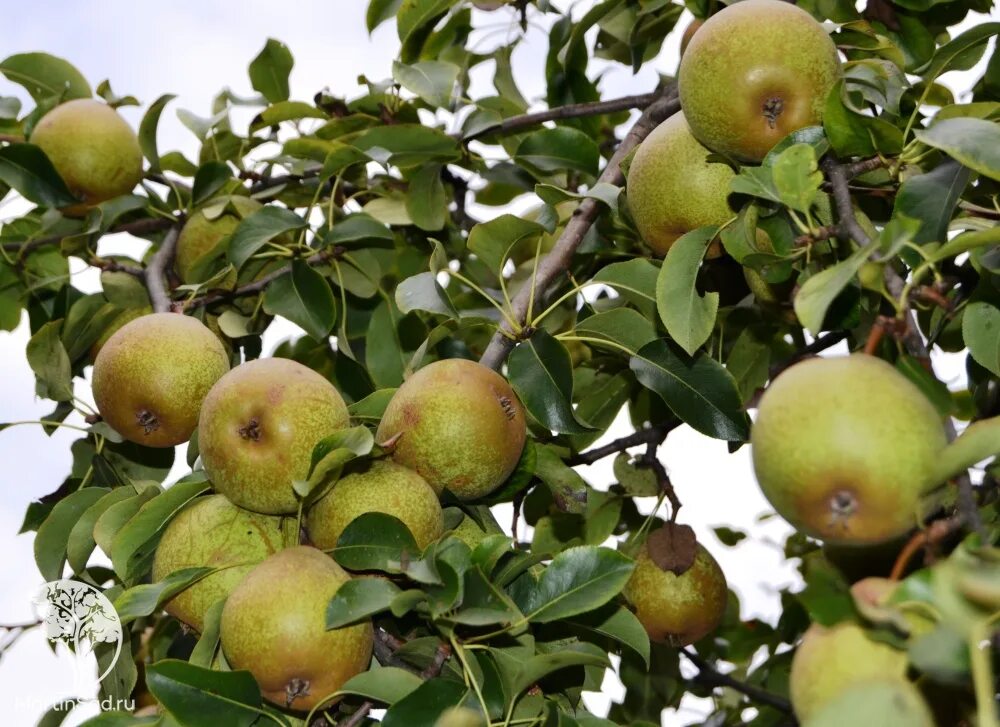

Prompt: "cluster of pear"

[627,0,842,255]
[91,312,526,710]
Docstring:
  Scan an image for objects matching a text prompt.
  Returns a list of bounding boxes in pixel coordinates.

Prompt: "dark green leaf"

[27,320,74,402]
[794,241,877,335]
[228,206,307,270]
[518,545,634,622]
[381,678,467,727]
[263,259,337,340]
[0,143,78,207]
[333,512,421,572]
[114,566,213,623]
[508,330,591,435]
[656,227,718,356]
[515,127,600,176]
[338,666,424,705]
[248,39,293,103]
[915,117,1000,181]
[575,308,656,356]
[568,604,650,666]
[467,214,543,275]
[138,94,176,172]
[34,487,110,581]
[145,659,268,727]
[405,163,447,231]
[892,160,969,245]
[327,577,402,628]
[392,60,460,107]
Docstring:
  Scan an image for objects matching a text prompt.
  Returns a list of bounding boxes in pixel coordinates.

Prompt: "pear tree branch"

[479,89,681,370]
[567,425,673,466]
[682,648,794,715]
[144,226,180,313]
[1,216,176,256]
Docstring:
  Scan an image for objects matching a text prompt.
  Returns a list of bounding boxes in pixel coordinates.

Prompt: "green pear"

[92,313,229,447]
[790,621,909,722]
[175,197,262,284]
[376,359,526,501]
[622,527,728,646]
[803,679,934,727]
[307,460,445,550]
[678,0,842,162]
[626,112,733,256]
[31,99,144,213]
[751,355,948,544]
[435,707,487,727]
[198,358,350,514]
[88,306,151,361]
[151,495,295,632]
[220,546,373,711]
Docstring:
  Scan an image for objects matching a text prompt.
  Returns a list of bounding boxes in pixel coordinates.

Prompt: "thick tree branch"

[479,89,681,370]
[144,226,180,313]
[568,425,672,466]
[462,90,661,142]
[682,649,794,716]
[1,216,175,255]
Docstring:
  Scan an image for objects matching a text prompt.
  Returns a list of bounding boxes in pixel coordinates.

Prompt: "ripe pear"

[175,197,262,284]
[307,460,444,550]
[622,527,728,646]
[678,0,842,162]
[31,99,143,213]
[220,546,373,711]
[151,495,295,632]
[198,358,350,514]
[92,313,229,447]
[88,306,151,361]
[803,678,934,727]
[626,112,733,256]
[376,358,526,500]
[789,621,909,722]
[751,355,948,544]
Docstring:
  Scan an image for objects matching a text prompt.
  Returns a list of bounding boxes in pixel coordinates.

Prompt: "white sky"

[0,1,996,725]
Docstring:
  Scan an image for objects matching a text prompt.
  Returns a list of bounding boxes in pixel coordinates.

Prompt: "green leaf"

[533,444,588,515]
[138,94,176,172]
[381,678,467,727]
[512,650,609,697]
[248,39,293,103]
[515,127,600,176]
[252,101,327,130]
[575,308,656,356]
[964,302,1000,377]
[929,416,1000,488]
[924,23,1000,81]
[656,227,719,356]
[770,143,822,213]
[227,206,307,270]
[797,552,855,625]
[353,124,460,167]
[348,388,397,422]
[27,320,74,402]
[931,226,1000,262]
[368,0,404,32]
[66,487,138,573]
[337,666,424,705]
[519,545,634,623]
[0,53,91,102]
[405,163,447,231]
[590,259,659,317]
[191,161,232,207]
[467,214,543,276]
[396,271,457,317]
[730,165,781,205]
[392,60,460,107]
[568,603,651,667]
[0,143,78,208]
[892,160,969,246]
[508,330,591,435]
[327,577,402,628]
[793,241,877,335]
[326,214,394,247]
[630,339,750,442]
[263,259,337,340]
[915,118,1000,182]
[189,599,225,668]
[145,659,268,727]
[333,512,420,572]
[114,567,213,624]
[34,488,110,581]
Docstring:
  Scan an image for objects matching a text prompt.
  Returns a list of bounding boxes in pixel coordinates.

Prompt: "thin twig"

[843,156,888,179]
[1,216,175,255]
[768,330,850,380]
[682,648,794,715]
[889,515,963,581]
[568,425,670,466]
[0,133,24,144]
[479,89,681,370]
[462,91,661,142]
[88,256,144,277]
[144,226,180,313]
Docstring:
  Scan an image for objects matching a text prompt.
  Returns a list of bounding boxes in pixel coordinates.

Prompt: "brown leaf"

[647,522,697,576]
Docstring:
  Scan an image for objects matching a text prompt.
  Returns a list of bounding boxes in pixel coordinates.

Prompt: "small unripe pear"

[627,112,733,257]
[376,359,526,500]
[789,621,909,722]
[175,197,262,284]
[307,460,444,550]
[622,526,728,646]
[92,313,229,447]
[752,355,947,544]
[435,706,486,727]
[152,495,295,632]
[198,358,350,514]
[220,546,373,711]
[678,0,842,162]
[31,99,143,213]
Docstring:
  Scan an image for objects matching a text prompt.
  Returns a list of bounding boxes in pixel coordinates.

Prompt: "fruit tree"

[2,0,1000,725]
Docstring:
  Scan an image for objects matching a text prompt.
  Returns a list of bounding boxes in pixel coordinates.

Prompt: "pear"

[307,460,445,550]
[622,525,728,646]
[678,0,842,162]
[88,306,151,362]
[376,359,526,500]
[151,495,295,632]
[626,112,733,256]
[198,358,350,514]
[803,679,934,727]
[220,546,373,711]
[751,355,948,544]
[92,313,229,447]
[790,621,909,722]
[175,197,262,285]
[436,707,487,727]
[31,99,143,213]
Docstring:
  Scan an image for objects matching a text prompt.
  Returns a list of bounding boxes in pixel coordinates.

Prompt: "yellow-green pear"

[751,355,948,544]
[151,495,295,632]
[435,706,487,727]
[376,359,526,500]
[626,112,733,256]
[31,99,143,213]
[198,358,350,514]
[803,679,934,727]
[790,621,909,722]
[92,313,229,447]
[622,526,728,646]
[307,460,444,550]
[88,306,151,361]
[175,197,262,284]
[678,0,842,162]
[220,546,373,711]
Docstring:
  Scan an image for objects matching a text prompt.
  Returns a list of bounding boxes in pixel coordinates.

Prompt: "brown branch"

[0,133,24,144]
[1,216,175,255]
[462,90,661,142]
[682,648,794,715]
[843,156,888,178]
[768,330,850,380]
[88,256,144,277]
[642,442,681,522]
[144,226,180,313]
[889,515,963,581]
[568,425,671,466]
[479,89,681,370]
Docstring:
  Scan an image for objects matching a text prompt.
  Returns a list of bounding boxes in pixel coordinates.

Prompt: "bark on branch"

[682,648,794,716]
[144,226,180,313]
[479,89,681,370]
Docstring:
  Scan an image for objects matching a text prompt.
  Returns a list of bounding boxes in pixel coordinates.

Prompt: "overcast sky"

[1,2,996,725]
